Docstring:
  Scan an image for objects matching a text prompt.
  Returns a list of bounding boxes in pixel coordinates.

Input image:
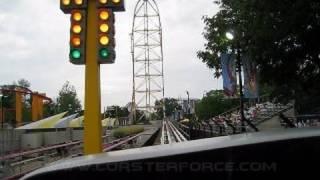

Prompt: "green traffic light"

[71,49,81,59]
[100,48,109,58]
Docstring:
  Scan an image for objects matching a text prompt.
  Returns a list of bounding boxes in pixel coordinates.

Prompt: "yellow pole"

[0,109,3,123]
[15,92,23,126]
[84,0,103,155]
[38,97,44,120]
[32,94,38,121]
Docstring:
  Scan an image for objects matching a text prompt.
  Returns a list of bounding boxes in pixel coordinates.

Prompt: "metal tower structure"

[131,0,165,122]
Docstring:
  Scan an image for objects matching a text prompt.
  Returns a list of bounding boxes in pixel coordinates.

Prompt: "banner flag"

[243,56,259,98]
[221,53,237,96]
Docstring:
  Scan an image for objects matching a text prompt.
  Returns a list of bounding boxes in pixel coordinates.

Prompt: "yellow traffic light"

[62,0,71,5]
[99,11,109,20]
[72,12,82,21]
[74,0,83,5]
[60,0,87,14]
[97,9,115,64]
[99,0,108,4]
[69,10,87,64]
[71,36,81,47]
[100,36,109,45]
[97,0,125,12]
[72,25,82,34]
[100,24,109,33]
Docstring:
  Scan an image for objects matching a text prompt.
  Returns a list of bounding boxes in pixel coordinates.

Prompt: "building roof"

[102,118,118,127]
[16,112,67,130]
[16,114,119,130]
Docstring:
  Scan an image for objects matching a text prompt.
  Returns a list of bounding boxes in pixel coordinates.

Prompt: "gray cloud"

[0,0,221,109]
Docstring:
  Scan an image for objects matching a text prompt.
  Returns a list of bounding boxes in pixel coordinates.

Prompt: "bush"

[112,126,144,138]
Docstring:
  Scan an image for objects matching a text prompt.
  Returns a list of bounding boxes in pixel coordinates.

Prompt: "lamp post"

[186,91,190,115]
[226,31,246,133]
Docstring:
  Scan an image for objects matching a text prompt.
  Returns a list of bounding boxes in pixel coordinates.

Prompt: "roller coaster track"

[161,120,187,144]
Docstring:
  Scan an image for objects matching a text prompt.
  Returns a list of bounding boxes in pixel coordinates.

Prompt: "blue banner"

[243,56,259,98]
[221,53,237,96]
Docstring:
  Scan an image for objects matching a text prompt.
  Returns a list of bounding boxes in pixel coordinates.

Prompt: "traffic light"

[97,9,115,64]
[70,10,87,64]
[97,0,125,12]
[60,0,125,65]
[60,0,88,14]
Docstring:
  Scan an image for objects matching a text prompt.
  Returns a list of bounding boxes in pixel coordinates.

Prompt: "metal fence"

[0,129,21,156]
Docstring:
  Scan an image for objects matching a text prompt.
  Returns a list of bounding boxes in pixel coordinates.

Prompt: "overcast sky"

[0,0,222,108]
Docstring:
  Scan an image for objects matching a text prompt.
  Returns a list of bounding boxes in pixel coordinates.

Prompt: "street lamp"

[225,31,246,132]
[186,91,190,115]
[226,32,234,40]
[225,31,259,133]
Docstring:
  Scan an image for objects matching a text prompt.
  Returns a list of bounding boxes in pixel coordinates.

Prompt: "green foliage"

[43,103,57,118]
[155,98,181,119]
[198,0,320,113]
[0,85,15,109]
[105,106,129,118]
[195,90,239,120]
[22,108,32,123]
[112,126,144,138]
[17,79,31,89]
[56,81,82,114]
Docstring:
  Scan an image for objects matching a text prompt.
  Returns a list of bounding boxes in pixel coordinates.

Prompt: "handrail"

[103,134,141,152]
[0,141,81,161]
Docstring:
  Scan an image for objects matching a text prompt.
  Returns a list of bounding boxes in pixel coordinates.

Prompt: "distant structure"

[131,0,165,122]
[0,86,52,127]
[174,98,200,121]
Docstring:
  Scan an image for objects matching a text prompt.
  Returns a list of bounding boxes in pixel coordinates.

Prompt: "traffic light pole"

[84,0,103,155]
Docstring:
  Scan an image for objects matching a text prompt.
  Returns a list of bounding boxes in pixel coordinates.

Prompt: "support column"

[84,0,102,155]
[32,94,39,121]
[38,94,44,120]
[15,92,23,127]
[0,109,5,124]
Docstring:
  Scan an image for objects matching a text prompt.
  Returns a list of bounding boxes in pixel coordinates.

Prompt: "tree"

[56,81,82,114]
[155,98,180,119]
[17,79,31,89]
[43,103,57,117]
[104,106,129,118]
[198,0,320,113]
[195,90,239,120]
